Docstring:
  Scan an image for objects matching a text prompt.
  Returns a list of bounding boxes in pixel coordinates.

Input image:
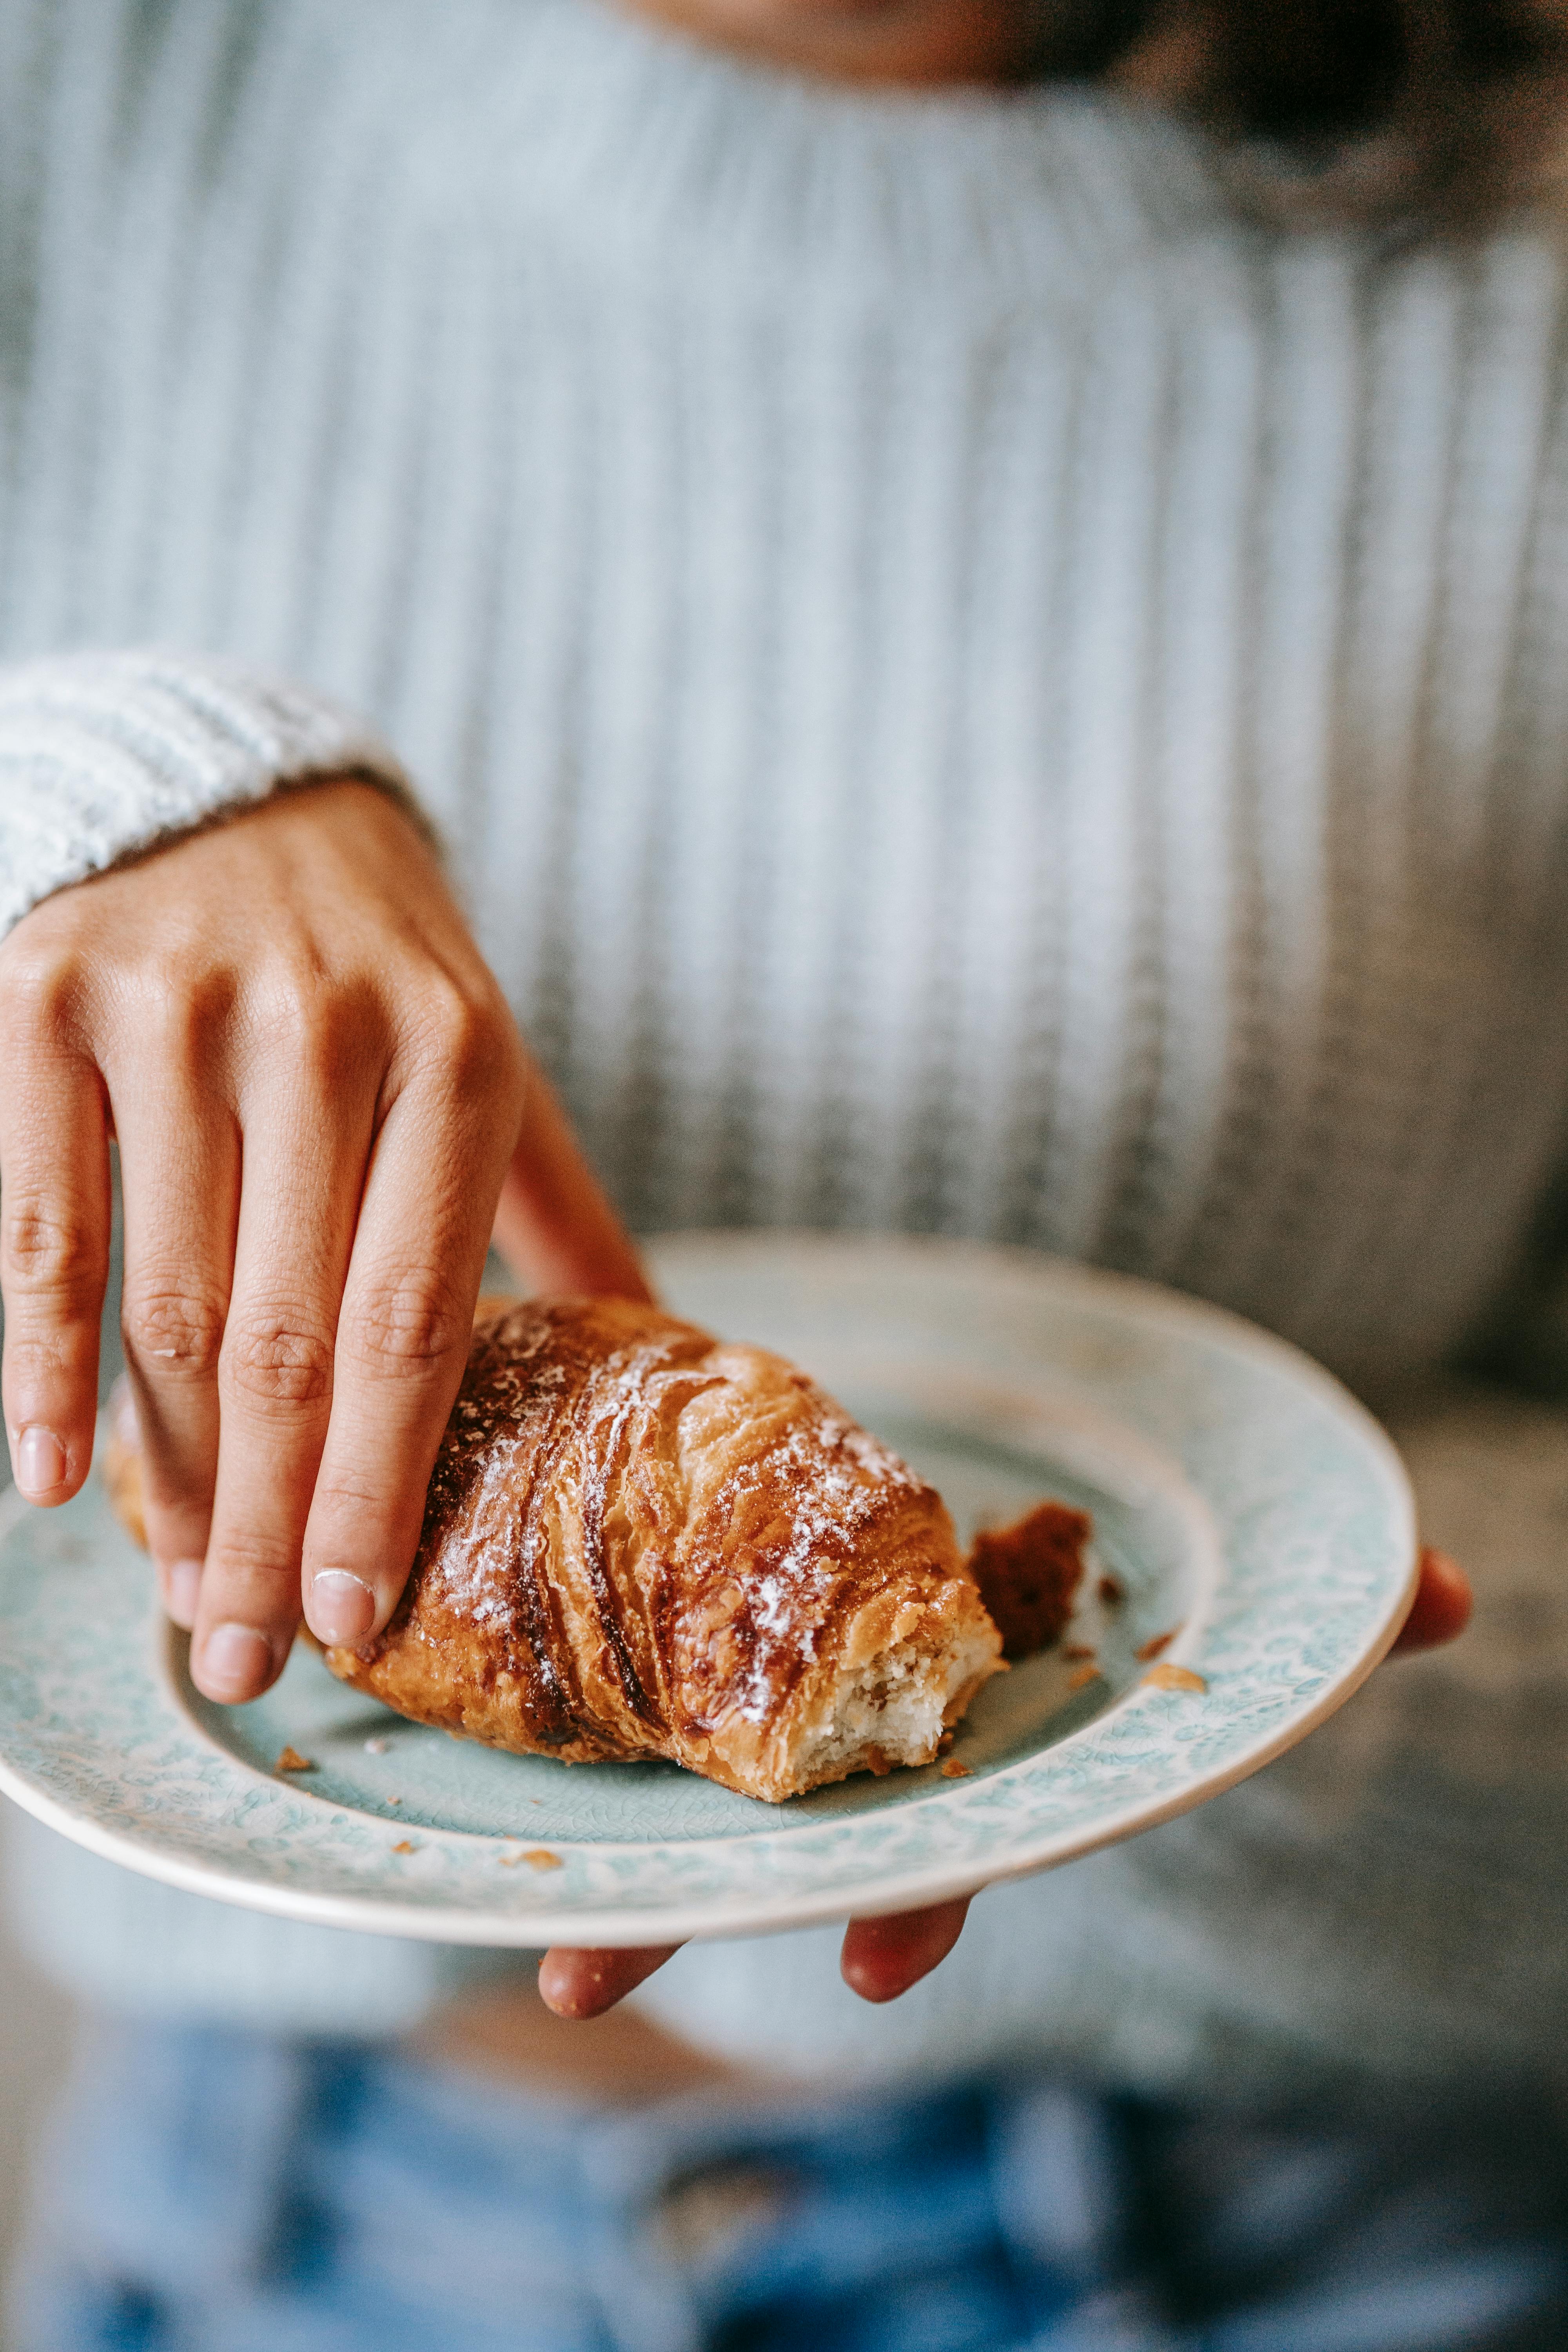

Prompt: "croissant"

[103,1297,1005,1802]
[324,1298,1003,1802]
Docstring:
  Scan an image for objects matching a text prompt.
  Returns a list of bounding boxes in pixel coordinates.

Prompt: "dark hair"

[1028,1,1568,220]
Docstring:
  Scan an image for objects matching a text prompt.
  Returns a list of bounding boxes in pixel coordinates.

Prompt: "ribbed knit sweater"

[4,0,1568,2100]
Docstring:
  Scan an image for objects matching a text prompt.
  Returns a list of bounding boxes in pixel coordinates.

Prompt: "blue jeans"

[12,2024,1568,2352]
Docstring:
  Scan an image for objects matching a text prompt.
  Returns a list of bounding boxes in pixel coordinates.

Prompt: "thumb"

[490,1056,653,1303]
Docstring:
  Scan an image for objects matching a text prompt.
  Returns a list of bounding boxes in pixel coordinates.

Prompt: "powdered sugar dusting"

[699,1392,936,1728]
[432,1314,563,1632]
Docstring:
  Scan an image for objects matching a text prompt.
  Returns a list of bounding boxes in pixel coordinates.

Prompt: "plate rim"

[0,1234,1419,1944]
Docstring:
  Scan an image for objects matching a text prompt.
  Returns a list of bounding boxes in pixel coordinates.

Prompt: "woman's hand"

[539,1544,1474,2021]
[0,777,646,1703]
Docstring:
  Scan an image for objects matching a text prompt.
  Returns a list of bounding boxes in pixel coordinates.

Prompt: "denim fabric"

[11,2025,1568,2352]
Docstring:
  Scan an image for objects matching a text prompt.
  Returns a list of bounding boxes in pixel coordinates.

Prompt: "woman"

[0,2,1558,2344]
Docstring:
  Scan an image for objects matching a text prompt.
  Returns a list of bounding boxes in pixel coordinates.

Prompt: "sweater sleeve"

[0,648,423,941]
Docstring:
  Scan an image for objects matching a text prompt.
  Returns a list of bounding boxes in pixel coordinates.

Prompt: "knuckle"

[412,975,479,1055]
[243,962,386,1092]
[221,1310,335,1411]
[122,1287,227,1381]
[206,1526,301,1590]
[0,942,84,1049]
[310,1469,387,1518]
[410,980,515,1096]
[242,953,333,1056]
[0,1200,102,1310]
[347,1270,470,1379]
[307,1473,402,1546]
[120,962,235,1062]
[308,984,381,1083]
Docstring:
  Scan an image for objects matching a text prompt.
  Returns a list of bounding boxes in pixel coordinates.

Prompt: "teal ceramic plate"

[0,1235,1416,1947]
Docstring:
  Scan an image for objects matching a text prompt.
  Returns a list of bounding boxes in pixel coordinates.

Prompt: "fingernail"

[310,1571,376,1646]
[15,1426,66,1499]
[198,1622,273,1699]
[165,1559,202,1631]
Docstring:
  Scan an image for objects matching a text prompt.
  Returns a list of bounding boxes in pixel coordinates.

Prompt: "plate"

[0,1234,1416,1946]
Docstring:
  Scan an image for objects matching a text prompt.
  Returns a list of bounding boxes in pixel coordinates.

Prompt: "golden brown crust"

[327,1297,999,1802]
[102,1380,147,1550]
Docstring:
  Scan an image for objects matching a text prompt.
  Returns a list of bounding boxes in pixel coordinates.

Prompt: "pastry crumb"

[364,1736,390,1755]
[968,1501,1093,1660]
[1067,1662,1100,1691]
[1142,1663,1206,1694]
[391,1838,418,1854]
[1098,1573,1125,1608]
[1062,1643,1096,1662]
[1136,1628,1179,1662]
[940,1759,972,1779]
[387,1796,402,1806]
[274,1746,314,1773]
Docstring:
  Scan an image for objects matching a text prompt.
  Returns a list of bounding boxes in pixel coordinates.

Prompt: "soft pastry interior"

[325,1297,1004,1803]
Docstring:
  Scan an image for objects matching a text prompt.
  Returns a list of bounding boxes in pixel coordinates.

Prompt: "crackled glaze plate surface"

[0,1235,1416,1946]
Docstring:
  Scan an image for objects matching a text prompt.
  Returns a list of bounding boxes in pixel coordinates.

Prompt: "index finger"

[0,1041,110,1505]
[299,1049,520,1647]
